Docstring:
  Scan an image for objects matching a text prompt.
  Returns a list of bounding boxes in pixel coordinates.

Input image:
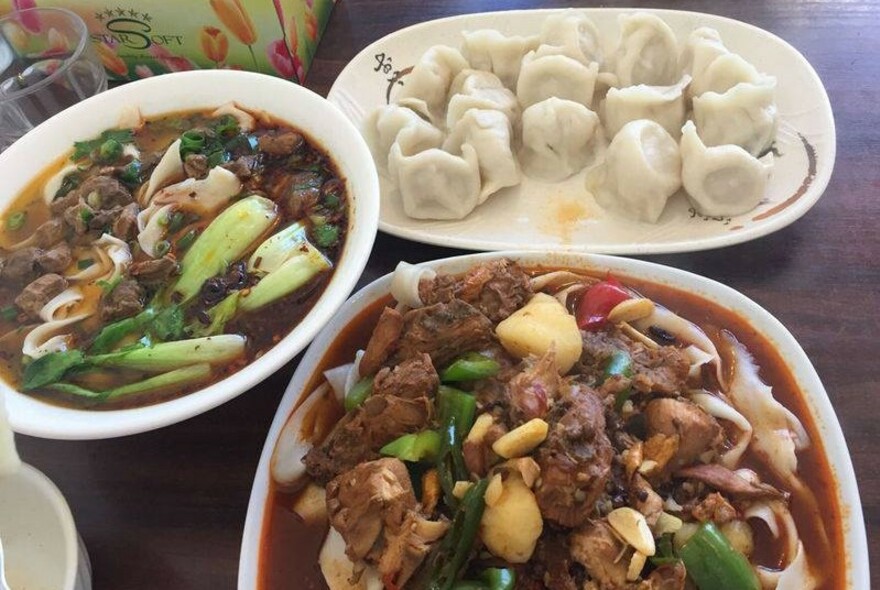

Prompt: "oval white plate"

[239,251,867,589]
[0,70,379,439]
[328,9,835,254]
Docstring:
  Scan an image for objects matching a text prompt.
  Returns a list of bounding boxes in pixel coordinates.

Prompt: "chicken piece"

[569,521,628,588]
[304,395,432,484]
[630,474,663,526]
[358,306,404,376]
[645,398,722,471]
[392,299,494,368]
[419,259,533,323]
[506,349,560,423]
[371,354,438,401]
[691,492,737,524]
[645,562,687,589]
[534,384,613,527]
[15,273,68,319]
[326,458,448,588]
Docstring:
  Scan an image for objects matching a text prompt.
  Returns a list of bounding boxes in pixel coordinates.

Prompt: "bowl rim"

[238,250,868,589]
[0,70,380,439]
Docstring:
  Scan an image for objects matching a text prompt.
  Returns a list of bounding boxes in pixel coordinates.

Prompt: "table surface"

[16,0,879,588]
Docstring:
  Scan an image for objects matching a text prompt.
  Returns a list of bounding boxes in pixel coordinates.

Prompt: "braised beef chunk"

[129,255,178,286]
[222,155,261,180]
[37,242,72,274]
[183,153,209,179]
[2,247,41,284]
[278,171,322,218]
[63,201,94,234]
[304,394,432,484]
[644,398,722,471]
[569,521,628,588]
[258,130,304,156]
[419,259,532,322]
[535,384,613,527]
[372,354,439,400]
[49,189,79,215]
[359,306,404,376]
[393,299,494,367]
[676,463,785,500]
[76,175,132,209]
[99,279,144,321]
[506,349,560,424]
[33,218,66,248]
[112,203,139,241]
[579,328,689,396]
[14,273,68,319]
[326,458,448,587]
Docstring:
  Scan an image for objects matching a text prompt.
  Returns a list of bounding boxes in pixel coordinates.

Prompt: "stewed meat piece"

[99,279,144,321]
[258,130,304,156]
[419,259,533,323]
[372,353,439,400]
[675,463,786,500]
[183,153,209,179]
[129,255,178,286]
[569,520,628,588]
[33,218,66,248]
[645,398,722,471]
[2,247,41,285]
[359,306,404,376]
[534,384,613,527]
[505,348,560,424]
[112,203,139,241]
[15,273,68,319]
[304,394,433,484]
[392,299,494,368]
[76,175,133,209]
[37,242,72,274]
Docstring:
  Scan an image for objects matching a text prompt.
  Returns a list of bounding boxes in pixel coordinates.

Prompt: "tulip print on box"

[0,0,336,82]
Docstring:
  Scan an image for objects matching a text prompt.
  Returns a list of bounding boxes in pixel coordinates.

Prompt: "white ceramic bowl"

[0,70,380,439]
[239,251,868,589]
[0,463,91,590]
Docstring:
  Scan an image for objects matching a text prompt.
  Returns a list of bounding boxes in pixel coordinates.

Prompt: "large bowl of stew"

[239,251,867,590]
[0,70,380,439]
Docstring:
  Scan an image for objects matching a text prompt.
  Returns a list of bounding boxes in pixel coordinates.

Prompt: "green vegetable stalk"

[50,363,212,401]
[173,195,278,302]
[679,522,760,590]
[344,376,373,412]
[441,352,501,382]
[238,242,330,312]
[88,335,245,371]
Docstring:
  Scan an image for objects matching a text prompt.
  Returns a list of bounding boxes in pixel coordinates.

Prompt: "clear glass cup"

[0,8,107,151]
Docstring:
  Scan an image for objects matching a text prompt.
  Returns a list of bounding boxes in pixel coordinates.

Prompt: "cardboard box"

[0,0,335,83]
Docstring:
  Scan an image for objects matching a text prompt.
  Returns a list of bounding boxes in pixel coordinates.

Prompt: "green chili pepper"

[413,477,490,590]
[6,211,26,231]
[452,568,517,590]
[600,349,634,412]
[440,352,500,382]
[344,376,374,412]
[436,385,477,506]
[679,522,760,590]
[380,430,442,463]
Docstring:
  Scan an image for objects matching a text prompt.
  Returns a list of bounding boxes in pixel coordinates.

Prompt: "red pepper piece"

[576,277,630,331]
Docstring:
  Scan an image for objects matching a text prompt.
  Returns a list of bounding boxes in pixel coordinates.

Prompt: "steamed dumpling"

[363,105,443,171]
[445,69,520,130]
[615,12,680,87]
[389,132,481,220]
[539,9,603,65]
[692,78,778,156]
[444,109,520,202]
[397,45,469,125]
[592,119,681,223]
[681,121,773,216]
[516,49,599,109]
[462,29,539,90]
[602,75,690,139]
[519,97,601,182]
[681,27,764,97]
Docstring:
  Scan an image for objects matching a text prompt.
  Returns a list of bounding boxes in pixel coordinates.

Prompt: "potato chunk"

[495,293,582,374]
[480,472,543,563]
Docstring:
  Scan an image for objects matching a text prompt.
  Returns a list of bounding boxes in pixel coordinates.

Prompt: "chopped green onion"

[176,229,198,252]
[179,130,206,158]
[79,207,93,225]
[0,305,18,321]
[213,114,239,137]
[679,522,760,590]
[344,376,373,412]
[312,223,339,248]
[380,430,442,463]
[97,138,123,162]
[77,258,95,270]
[6,211,26,231]
[441,352,500,382]
[118,160,142,185]
[154,240,171,257]
[96,275,121,294]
